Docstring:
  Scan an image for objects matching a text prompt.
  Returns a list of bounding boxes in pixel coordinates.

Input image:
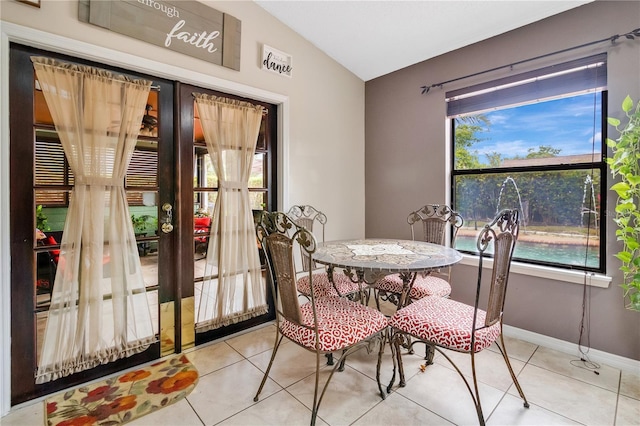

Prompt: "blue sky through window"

[452,91,603,271]
[470,92,602,162]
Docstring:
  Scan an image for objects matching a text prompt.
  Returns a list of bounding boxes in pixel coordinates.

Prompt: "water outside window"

[452,92,603,271]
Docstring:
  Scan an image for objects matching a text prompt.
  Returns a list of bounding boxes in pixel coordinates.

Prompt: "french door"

[9,44,276,406]
[178,83,276,345]
[9,43,176,405]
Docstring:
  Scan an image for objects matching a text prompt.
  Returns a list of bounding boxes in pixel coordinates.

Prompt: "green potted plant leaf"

[36,204,50,231]
[131,214,155,235]
[606,95,640,311]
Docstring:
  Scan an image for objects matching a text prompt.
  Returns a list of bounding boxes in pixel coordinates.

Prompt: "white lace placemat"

[347,244,414,256]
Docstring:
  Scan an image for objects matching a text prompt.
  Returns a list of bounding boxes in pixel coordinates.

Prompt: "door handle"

[161,203,174,233]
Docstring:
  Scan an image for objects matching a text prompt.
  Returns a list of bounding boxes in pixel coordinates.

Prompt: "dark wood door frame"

[8,43,278,406]
[9,44,170,405]
[178,83,277,345]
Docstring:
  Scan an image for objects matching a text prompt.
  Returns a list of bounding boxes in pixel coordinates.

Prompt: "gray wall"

[365,0,640,360]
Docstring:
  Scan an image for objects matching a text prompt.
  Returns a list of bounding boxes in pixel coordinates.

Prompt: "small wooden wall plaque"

[261,44,293,78]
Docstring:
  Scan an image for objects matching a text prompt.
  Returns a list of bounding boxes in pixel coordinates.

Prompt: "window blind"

[126,148,158,205]
[35,139,71,205]
[126,149,158,188]
[446,54,607,117]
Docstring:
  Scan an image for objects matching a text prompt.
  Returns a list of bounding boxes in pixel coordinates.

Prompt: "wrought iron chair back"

[287,205,327,272]
[254,211,389,425]
[412,204,463,285]
[408,204,464,246]
[285,205,361,301]
[256,211,314,323]
[475,208,519,329]
[375,204,463,309]
[388,209,528,426]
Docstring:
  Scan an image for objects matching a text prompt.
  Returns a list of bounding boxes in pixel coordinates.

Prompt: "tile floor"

[3,321,639,426]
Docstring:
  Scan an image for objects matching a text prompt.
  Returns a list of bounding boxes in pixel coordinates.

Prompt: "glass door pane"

[187,89,275,344]
[10,44,174,405]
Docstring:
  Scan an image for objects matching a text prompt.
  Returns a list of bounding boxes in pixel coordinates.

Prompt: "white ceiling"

[254,1,594,81]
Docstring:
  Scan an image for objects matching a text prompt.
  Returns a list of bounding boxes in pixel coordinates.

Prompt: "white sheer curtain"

[32,57,155,384]
[194,94,267,332]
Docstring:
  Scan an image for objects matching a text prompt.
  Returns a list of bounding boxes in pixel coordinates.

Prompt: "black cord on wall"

[571,77,601,375]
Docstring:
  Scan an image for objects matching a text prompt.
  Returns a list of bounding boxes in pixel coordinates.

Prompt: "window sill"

[458,254,611,288]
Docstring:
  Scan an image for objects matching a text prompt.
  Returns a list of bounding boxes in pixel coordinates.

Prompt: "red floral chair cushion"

[390,295,501,353]
[194,217,211,243]
[297,271,362,298]
[44,236,60,263]
[376,273,451,299]
[280,297,389,352]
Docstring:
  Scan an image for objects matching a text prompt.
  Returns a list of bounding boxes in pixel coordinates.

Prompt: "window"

[34,81,159,208]
[449,54,606,272]
[35,134,72,206]
[193,103,272,215]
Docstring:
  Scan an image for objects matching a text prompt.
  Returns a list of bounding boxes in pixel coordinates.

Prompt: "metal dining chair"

[287,205,361,299]
[375,204,463,308]
[253,211,389,425]
[388,209,528,425]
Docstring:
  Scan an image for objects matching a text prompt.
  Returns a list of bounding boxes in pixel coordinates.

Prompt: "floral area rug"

[45,354,198,426]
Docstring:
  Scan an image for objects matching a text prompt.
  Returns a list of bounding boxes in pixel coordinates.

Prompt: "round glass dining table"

[312,238,463,308]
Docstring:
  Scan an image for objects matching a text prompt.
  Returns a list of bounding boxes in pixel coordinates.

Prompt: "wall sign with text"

[79,0,241,71]
[262,45,293,78]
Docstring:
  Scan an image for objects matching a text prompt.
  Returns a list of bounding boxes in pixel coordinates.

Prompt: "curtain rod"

[420,27,640,94]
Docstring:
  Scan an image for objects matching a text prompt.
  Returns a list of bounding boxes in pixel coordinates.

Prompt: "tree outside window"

[450,57,606,272]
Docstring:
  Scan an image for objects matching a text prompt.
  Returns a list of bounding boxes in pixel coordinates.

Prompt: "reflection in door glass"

[249,153,265,188]
[193,147,218,189]
[193,190,216,282]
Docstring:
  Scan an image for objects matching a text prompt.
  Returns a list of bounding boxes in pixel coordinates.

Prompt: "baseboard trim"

[503,325,640,373]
